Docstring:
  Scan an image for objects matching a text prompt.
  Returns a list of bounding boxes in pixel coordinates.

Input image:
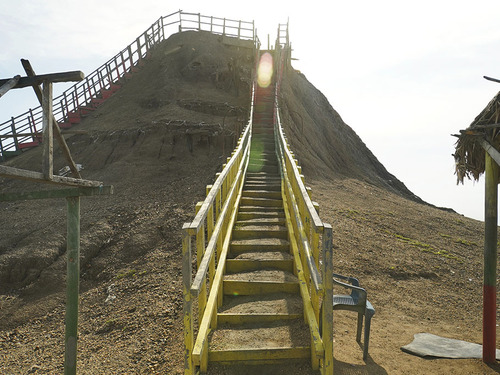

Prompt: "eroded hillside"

[0,30,497,375]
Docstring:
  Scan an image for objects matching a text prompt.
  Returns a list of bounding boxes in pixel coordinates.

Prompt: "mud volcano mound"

[1,29,492,375]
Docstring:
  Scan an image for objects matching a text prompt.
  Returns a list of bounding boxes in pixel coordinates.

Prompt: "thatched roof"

[454,90,500,183]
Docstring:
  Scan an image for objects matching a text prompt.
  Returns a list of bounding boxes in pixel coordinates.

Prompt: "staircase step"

[232,225,288,240]
[236,217,286,225]
[244,184,281,192]
[219,293,303,316]
[209,347,310,365]
[217,313,301,325]
[238,206,284,213]
[223,280,299,296]
[225,258,293,273]
[237,211,284,220]
[240,197,283,207]
[242,190,281,199]
[209,320,311,362]
[230,237,289,250]
[230,251,292,261]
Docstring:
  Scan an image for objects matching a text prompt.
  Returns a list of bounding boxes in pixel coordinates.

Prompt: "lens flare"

[257,52,273,88]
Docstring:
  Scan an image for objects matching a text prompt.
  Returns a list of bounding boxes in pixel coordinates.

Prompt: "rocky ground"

[0,30,498,374]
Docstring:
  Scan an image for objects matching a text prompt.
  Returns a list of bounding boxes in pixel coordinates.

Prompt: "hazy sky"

[2,1,500,221]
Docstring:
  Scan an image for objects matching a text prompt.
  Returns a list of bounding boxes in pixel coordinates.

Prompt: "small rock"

[28,365,41,374]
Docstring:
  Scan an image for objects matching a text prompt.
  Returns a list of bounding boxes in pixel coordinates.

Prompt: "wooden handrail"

[187,84,255,232]
[190,140,250,293]
[1,10,258,160]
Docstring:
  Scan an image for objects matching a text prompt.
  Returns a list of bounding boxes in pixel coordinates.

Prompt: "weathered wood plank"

[0,186,113,201]
[0,71,84,88]
[0,165,102,187]
[42,81,54,179]
[21,59,82,179]
[0,75,20,98]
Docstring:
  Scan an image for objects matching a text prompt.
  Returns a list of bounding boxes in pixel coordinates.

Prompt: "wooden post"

[42,81,53,179]
[136,37,142,60]
[10,117,19,151]
[322,224,334,375]
[182,224,194,375]
[0,132,4,161]
[64,196,80,375]
[483,152,498,363]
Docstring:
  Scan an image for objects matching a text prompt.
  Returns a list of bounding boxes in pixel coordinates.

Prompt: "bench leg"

[356,312,363,342]
[363,313,373,360]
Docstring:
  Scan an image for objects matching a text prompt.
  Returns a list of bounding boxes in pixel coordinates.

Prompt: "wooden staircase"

[205,84,313,370]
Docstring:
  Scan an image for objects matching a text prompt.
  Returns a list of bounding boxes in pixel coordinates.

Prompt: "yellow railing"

[182,85,254,375]
[273,46,334,375]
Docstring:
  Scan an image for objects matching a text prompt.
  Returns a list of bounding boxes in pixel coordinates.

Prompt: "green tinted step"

[247,164,278,173]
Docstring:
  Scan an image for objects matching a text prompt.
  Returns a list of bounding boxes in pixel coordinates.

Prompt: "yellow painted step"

[225,258,293,273]
[242,190,281,199]
[208,347,310,365]
[237,211,285,220]
[232,225,288,240]
[223,280,299,295]
[240,197,283,207]
[230,238,290,253]
[236,217,286,225]
[209,320,311,363]
[219,293,302,316]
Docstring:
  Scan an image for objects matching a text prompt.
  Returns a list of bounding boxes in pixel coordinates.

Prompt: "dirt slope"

[0,30,498,374]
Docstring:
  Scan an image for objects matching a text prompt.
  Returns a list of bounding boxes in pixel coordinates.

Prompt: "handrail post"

[322,224,333,375]
[10,117,19,151]
[182,224,194,375]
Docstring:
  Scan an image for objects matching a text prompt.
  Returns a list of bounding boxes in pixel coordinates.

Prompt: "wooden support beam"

[0,186,113,201]
[42,81,54,180]
[480,138,500,166]
[483,153,498,363]
[0,75,20,98]
[0,165,102,187]
[21,59,82,179]
[0,71,84,89]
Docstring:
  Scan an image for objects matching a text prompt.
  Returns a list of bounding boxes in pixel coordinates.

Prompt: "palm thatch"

[454,91,500,183]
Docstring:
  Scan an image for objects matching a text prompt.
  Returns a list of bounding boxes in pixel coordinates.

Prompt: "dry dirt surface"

[0,30,499,374]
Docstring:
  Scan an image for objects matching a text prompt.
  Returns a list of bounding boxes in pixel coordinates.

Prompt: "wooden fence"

[0,10,257,160]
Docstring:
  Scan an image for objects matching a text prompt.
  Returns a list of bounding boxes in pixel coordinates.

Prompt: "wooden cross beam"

[0,75,20,98]
[0,71,84,89]
[21,59,83,179]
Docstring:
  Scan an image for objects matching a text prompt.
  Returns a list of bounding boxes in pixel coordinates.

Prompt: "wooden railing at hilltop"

[0,10,258,161]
